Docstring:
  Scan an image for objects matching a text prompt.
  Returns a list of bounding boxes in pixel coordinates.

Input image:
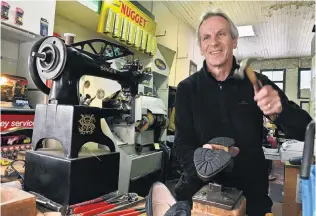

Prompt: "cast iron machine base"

[24,36,144,205]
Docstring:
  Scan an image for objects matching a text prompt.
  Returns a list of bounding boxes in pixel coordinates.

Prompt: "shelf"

[1,22,42,43]
[0,107,35,114]
[1,144,32,152]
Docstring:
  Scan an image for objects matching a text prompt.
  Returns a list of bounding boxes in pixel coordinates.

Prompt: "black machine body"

[28,36,144,105]
[24,36,146,205]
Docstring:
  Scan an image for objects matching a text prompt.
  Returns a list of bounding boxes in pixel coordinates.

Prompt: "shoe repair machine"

[23,36,151,205]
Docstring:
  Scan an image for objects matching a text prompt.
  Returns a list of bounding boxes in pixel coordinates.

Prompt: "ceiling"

[162,1,315,60]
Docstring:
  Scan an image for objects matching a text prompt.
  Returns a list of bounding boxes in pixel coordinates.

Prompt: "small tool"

[72,193,132,214]
[99,207,145,216]
[99,197,146,214]
[238,58,262,91]
[234,58,277,121]
[121,209,146,216]
[80,194,139,216]
[70,191,120,209]
[29,191,68,215]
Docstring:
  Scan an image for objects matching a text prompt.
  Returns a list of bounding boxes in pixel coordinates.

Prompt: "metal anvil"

[193,183,243,210]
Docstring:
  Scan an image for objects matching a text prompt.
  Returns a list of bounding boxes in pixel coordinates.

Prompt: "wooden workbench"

[1,160,246,216]
[132,195,246,216]
[283,162,302,216]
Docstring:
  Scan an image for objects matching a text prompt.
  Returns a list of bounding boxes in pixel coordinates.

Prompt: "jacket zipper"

[218,83,228,123]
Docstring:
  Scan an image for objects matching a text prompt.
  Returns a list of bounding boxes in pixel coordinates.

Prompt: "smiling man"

[173,8,312,216]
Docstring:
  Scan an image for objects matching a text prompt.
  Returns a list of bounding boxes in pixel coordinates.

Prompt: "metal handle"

[300,121,315,179]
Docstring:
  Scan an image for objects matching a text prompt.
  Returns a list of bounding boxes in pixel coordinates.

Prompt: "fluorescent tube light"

[237,25,255,37]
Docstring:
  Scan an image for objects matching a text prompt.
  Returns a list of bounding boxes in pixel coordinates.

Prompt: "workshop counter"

[283,162,302,216]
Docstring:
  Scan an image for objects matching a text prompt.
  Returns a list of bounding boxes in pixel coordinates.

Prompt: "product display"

[146,34,153,54]
[97,0,157,56]
[104,8,115,33]
[121,17,129,41]
[1,1,10,20]
[1,144,32,160]
[15,7,23,25]
[140,31,148,51]
[0,74,30,108]
[1,108,34,160]
[151,37,157,56]
[113,13,122,38]
[135,26,142,49]
[127,22,136,45]
[40,17,49,36]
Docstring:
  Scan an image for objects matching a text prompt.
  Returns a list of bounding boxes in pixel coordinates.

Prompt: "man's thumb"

[253,80,262,94]
[203,144,213,150]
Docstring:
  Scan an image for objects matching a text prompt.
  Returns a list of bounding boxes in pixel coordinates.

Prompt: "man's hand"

[203,144,240,157]
[254,85,283,115]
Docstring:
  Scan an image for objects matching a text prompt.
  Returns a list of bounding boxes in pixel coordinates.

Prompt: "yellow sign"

[98,0,157,56]
[99,0,156,35]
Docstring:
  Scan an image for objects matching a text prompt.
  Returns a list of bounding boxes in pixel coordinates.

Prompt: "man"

[173,8,312,216]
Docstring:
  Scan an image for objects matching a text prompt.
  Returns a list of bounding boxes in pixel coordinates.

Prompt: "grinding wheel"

[194,148,232,182]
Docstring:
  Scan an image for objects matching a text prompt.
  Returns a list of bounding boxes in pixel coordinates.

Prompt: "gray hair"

[196,8,239,45]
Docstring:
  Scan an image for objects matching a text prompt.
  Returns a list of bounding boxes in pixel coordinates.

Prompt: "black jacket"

[174,57,312,183]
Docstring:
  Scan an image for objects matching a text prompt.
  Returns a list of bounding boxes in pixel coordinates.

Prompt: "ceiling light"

[237,25,255,37]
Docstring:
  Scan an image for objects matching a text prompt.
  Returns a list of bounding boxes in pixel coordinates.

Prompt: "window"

[300,101,310,113]
[189,61,197,75]
[298,68,311,99]
[260,69,285,91]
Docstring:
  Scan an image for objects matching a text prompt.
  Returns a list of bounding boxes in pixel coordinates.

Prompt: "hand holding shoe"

[203,137,239,157]
[202,144,240,157]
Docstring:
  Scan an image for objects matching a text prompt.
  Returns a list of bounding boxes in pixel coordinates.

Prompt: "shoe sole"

[208,137,235,147]
[194,148,232,182]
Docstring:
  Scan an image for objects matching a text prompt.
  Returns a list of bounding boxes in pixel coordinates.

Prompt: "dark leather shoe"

[209,137,237,172]
[208,137,235,145]
[146,182,176,216]
[194,148,232,182]
[164,201,191,216]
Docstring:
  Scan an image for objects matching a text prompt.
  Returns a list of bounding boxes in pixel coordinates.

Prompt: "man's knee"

[245,194,273,216]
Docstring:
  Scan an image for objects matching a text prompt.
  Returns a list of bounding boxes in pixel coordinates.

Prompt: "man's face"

[199,16,237,67]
